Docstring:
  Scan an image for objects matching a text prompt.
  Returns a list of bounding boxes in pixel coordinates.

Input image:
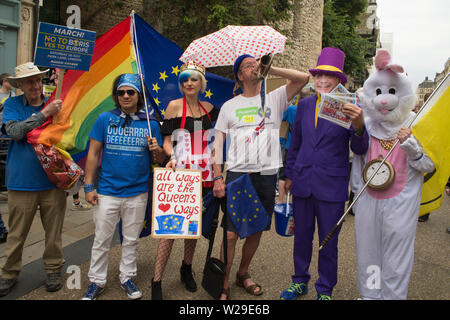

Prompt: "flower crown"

[180,61,205,76]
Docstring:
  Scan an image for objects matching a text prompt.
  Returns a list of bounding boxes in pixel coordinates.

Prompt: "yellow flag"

[411,73,450,215]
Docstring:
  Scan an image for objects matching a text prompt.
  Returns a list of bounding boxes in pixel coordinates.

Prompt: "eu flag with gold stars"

[226,174,271,238]
[133,14,234,119]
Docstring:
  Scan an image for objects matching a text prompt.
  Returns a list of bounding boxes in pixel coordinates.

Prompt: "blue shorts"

[221,171,277,233]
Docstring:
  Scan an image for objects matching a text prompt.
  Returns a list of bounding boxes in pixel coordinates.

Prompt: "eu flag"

[226,174,271,238]
[133,14,234,119]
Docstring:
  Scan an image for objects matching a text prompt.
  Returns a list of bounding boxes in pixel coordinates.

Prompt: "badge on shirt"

[236,106,258,123]
[243,115,254,123]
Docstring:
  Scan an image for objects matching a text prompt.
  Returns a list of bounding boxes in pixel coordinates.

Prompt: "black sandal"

[220,287,231,300]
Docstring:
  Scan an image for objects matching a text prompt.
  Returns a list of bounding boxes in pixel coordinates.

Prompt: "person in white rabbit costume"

[350,49,435,300]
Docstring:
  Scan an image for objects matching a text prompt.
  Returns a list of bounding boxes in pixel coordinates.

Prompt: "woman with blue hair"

[150,61,218,300]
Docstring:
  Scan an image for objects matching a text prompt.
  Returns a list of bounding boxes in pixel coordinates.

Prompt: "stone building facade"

[11,1,379,92]
[273,0,324,74]
[416,58,449,106]
[416,76,435,106]
[434,58,449,86]
[58,0,144,36]
[17,0,38,65]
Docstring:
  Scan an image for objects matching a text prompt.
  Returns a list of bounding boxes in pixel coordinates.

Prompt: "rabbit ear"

[386,64,404,73]
[374,49,391,70]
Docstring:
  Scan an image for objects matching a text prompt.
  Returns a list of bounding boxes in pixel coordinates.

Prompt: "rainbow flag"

[27,14,234,162]
[27,16,136,160]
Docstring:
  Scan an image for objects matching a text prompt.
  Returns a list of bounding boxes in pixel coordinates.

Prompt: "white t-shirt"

[215,85,291,173]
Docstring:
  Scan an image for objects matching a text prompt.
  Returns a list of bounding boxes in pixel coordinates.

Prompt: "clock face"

[363,157,398,192]
[365,162,391,186]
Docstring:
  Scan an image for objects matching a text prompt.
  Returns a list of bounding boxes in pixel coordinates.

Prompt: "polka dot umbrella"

[179,25,287,67]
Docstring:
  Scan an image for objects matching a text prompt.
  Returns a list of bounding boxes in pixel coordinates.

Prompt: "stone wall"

[59,0,143,35]
[273,0,323,73]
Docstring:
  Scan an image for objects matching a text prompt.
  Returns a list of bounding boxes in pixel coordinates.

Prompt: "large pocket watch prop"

[363,157,395,190]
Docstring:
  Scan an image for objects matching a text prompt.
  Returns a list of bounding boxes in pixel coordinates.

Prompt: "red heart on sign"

[199,159,207,169]
[158,203,171,213]
[202,170,210,180]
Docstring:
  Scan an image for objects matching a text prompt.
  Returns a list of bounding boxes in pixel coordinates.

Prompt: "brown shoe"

[45,272,62,292]
[0,276,17,297]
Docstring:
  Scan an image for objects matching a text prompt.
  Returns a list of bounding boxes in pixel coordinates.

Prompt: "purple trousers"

[292,195,344,296]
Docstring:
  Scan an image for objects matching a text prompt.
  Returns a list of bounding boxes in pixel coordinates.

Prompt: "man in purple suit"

[280,47,369,300]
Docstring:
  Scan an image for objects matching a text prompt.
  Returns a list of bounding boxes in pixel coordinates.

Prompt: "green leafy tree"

[143,0,291,78]
[143,0,291,49]
[322,0,372,87]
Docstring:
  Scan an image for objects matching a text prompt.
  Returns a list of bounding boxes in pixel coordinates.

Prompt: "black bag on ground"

[202,197,227,300]
[202,257,226,300]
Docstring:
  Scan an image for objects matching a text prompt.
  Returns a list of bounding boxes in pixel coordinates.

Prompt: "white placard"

[151,168,202,239]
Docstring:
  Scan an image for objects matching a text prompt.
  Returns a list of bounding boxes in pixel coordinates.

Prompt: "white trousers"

[88,193,148,287]
[354,194,418,300]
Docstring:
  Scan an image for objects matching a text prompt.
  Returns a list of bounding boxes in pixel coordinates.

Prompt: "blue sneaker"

[280,282,308,300]
[81,282,104,300]
[121,279,142,300]
[317,293,332,300]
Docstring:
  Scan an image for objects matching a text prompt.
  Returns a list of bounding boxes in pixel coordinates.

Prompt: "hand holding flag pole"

[319,73,448,251]
[53,68,66,124]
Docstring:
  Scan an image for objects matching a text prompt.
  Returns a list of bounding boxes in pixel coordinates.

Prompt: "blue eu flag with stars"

[133,14,234,119]
[226,174,271,239]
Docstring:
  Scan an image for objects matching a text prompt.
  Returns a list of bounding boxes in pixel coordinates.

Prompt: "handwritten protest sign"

[34,22,96,71]
[152,168,202,239]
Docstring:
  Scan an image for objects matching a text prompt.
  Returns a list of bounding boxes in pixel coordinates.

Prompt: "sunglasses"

[116,89,137,97]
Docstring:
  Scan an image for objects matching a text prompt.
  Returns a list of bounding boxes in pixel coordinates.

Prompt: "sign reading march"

[34,22,96,71]
[152,168,202,239]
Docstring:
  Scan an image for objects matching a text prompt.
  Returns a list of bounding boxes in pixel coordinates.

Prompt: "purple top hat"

[309,47,347,84]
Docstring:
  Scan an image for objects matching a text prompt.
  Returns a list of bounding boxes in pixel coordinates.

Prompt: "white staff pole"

[130,11,152,138]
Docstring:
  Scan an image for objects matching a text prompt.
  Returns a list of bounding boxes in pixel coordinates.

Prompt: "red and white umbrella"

[180,25,287,67]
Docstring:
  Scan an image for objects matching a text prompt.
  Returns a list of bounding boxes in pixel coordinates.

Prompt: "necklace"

[186,100,202,118]
[378,138,396,151]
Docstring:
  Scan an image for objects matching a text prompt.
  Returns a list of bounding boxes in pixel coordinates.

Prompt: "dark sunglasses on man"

[116,89,137,97]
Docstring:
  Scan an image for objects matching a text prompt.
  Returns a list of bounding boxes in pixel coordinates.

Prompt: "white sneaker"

[71,202,91,211]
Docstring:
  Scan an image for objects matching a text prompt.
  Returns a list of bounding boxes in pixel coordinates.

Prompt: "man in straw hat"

[0,62,66,297]
[280,47,368,300]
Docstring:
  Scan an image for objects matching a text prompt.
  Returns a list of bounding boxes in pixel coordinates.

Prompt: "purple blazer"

[285,95,369,202]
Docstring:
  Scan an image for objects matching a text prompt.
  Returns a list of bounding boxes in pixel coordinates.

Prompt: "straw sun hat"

[7,62,49,88]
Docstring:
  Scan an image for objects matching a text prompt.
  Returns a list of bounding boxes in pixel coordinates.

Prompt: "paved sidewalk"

[0,190,449,300]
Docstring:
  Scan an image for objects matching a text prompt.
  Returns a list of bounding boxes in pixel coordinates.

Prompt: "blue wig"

[178,69,206,94]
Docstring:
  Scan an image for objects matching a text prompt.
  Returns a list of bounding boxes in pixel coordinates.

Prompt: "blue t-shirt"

[2,95,56,191]
[280,104,297,151]
[90,110,162,197]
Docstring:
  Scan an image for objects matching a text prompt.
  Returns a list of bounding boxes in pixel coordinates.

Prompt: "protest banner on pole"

[34,22,96,71]
[33,22,96,123]
[152,168,202,239]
